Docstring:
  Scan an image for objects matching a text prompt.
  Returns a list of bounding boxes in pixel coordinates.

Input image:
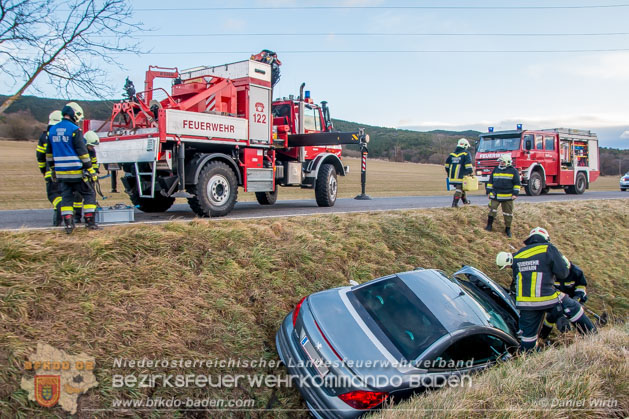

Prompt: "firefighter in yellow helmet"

[445,138,473,207]
[36,110,63,225]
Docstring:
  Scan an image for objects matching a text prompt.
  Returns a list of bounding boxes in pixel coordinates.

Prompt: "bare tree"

[0,0,142,115]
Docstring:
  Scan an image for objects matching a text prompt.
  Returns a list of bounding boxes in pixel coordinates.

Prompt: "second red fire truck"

[475,127,599,196]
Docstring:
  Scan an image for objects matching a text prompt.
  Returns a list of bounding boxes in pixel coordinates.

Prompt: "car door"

[452,266,518,319]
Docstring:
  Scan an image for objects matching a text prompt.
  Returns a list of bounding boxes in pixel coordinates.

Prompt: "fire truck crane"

[86,51,368,217]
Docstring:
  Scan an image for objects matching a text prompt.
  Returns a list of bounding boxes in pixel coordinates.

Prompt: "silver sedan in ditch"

[275,266,520,418]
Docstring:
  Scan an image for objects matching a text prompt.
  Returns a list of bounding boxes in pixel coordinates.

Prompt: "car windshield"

[352,276,448,360]
[478,135,521,152]
[455,279,517,336]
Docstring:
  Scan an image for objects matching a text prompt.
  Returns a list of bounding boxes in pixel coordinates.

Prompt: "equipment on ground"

[85,51,368,217]
[475,128,599,196]
[584,306,608,326]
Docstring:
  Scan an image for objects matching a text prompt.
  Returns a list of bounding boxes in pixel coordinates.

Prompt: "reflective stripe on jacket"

[444,147,473,184]
[512,236,569,310]
[46,119,91,181]
[487,166,521,201]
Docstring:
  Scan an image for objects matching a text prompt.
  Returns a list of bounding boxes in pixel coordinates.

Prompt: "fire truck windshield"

[477,136,521,152]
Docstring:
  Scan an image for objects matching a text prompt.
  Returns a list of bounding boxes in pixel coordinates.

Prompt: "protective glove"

[575,290,587,304]
[87,168,98,183]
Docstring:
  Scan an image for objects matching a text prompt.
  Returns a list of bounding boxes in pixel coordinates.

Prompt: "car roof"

[397,270,491,333]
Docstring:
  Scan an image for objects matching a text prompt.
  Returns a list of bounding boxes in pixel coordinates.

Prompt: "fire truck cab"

[475,128,599,196]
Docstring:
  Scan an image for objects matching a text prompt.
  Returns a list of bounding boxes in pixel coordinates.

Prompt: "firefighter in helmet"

[445,138,473,207]
[36,110,63,226]
[45,102,100,233]
[71,130,101,222]
[485,154,521,237]
[495,227,596,351]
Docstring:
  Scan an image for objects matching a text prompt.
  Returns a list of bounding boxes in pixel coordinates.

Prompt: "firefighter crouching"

[539,262,589,339]
[445,138,473,208]
[36,110,63,226]
[496,227,596,351]
[45,102,100,233]
[485,154,521,238]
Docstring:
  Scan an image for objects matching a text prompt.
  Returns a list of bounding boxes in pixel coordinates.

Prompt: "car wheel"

[187,161,238,217]
[525,171,543,196]
[255,189,278,205]
[621,188,626,192]
[315,164,337,207]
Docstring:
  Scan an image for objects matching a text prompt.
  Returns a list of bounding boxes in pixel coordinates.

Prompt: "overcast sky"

[3,0,629,148]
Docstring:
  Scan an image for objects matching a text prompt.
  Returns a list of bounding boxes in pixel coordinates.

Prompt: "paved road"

[1,191,626,231]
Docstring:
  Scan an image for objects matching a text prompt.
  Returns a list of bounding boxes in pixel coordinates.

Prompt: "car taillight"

[338,390,389,410]
[292,296,307,327]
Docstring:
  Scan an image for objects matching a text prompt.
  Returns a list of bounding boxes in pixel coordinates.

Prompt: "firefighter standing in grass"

[45,102,100,233]
[445,138,473,207]
[485,154,521,238]
[36,110,63,226]
[495,227,596,351]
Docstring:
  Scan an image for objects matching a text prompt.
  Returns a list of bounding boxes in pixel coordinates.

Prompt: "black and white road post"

[355,133,371,200]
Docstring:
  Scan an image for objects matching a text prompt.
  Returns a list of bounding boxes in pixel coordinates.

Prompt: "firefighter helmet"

[527,227,550,242]
[84,130,99,146]
[496,252,513,269]
[498,154,512,167]
[48,110,62,126]
[65,102,84,123]
[457,138,470,149]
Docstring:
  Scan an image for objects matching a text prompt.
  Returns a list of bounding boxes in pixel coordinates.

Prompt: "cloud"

[620,130,629,139]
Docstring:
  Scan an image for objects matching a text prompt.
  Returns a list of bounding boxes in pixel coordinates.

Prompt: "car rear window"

[352,276,448,360]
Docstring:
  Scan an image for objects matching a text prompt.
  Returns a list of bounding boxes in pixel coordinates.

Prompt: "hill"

[0,200,627,416]
[1,94,627,174]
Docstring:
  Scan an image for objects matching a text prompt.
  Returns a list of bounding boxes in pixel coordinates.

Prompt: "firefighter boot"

[505,227,512,238]
[462,193,471,205]
[85,214,102,231]
[52,208,62,227]
[485,216,494,231]
[452,197,460,208]
[63,215,75,234]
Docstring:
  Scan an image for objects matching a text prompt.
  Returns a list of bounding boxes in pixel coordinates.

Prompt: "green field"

[0,200,627,417]
[0,139,623,210]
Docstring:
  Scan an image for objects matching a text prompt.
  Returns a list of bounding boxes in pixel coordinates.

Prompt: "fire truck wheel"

[315,164,337,207]
[129,192,175,213]
[188,161,238,217]
[525,171,543,196]
[567,172,587,195]
[255,190,278,205]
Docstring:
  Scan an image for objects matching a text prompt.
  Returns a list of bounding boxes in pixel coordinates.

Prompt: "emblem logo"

[35,375,60,408]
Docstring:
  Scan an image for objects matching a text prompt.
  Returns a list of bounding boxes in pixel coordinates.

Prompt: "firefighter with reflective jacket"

[495,227,596,351]
[539,262,589,339]
[36,110,63,226]
[45,102,100,233]
[485,154,521,238]
[445,138,473,207]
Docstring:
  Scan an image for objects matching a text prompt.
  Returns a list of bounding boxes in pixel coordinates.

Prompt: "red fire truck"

[86,52,367,217]
[474,128,599,196]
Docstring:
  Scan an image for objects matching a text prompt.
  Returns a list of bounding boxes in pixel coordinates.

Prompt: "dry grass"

[0,200,627,417]
[379,324,629,419]
[0,139,622,210]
